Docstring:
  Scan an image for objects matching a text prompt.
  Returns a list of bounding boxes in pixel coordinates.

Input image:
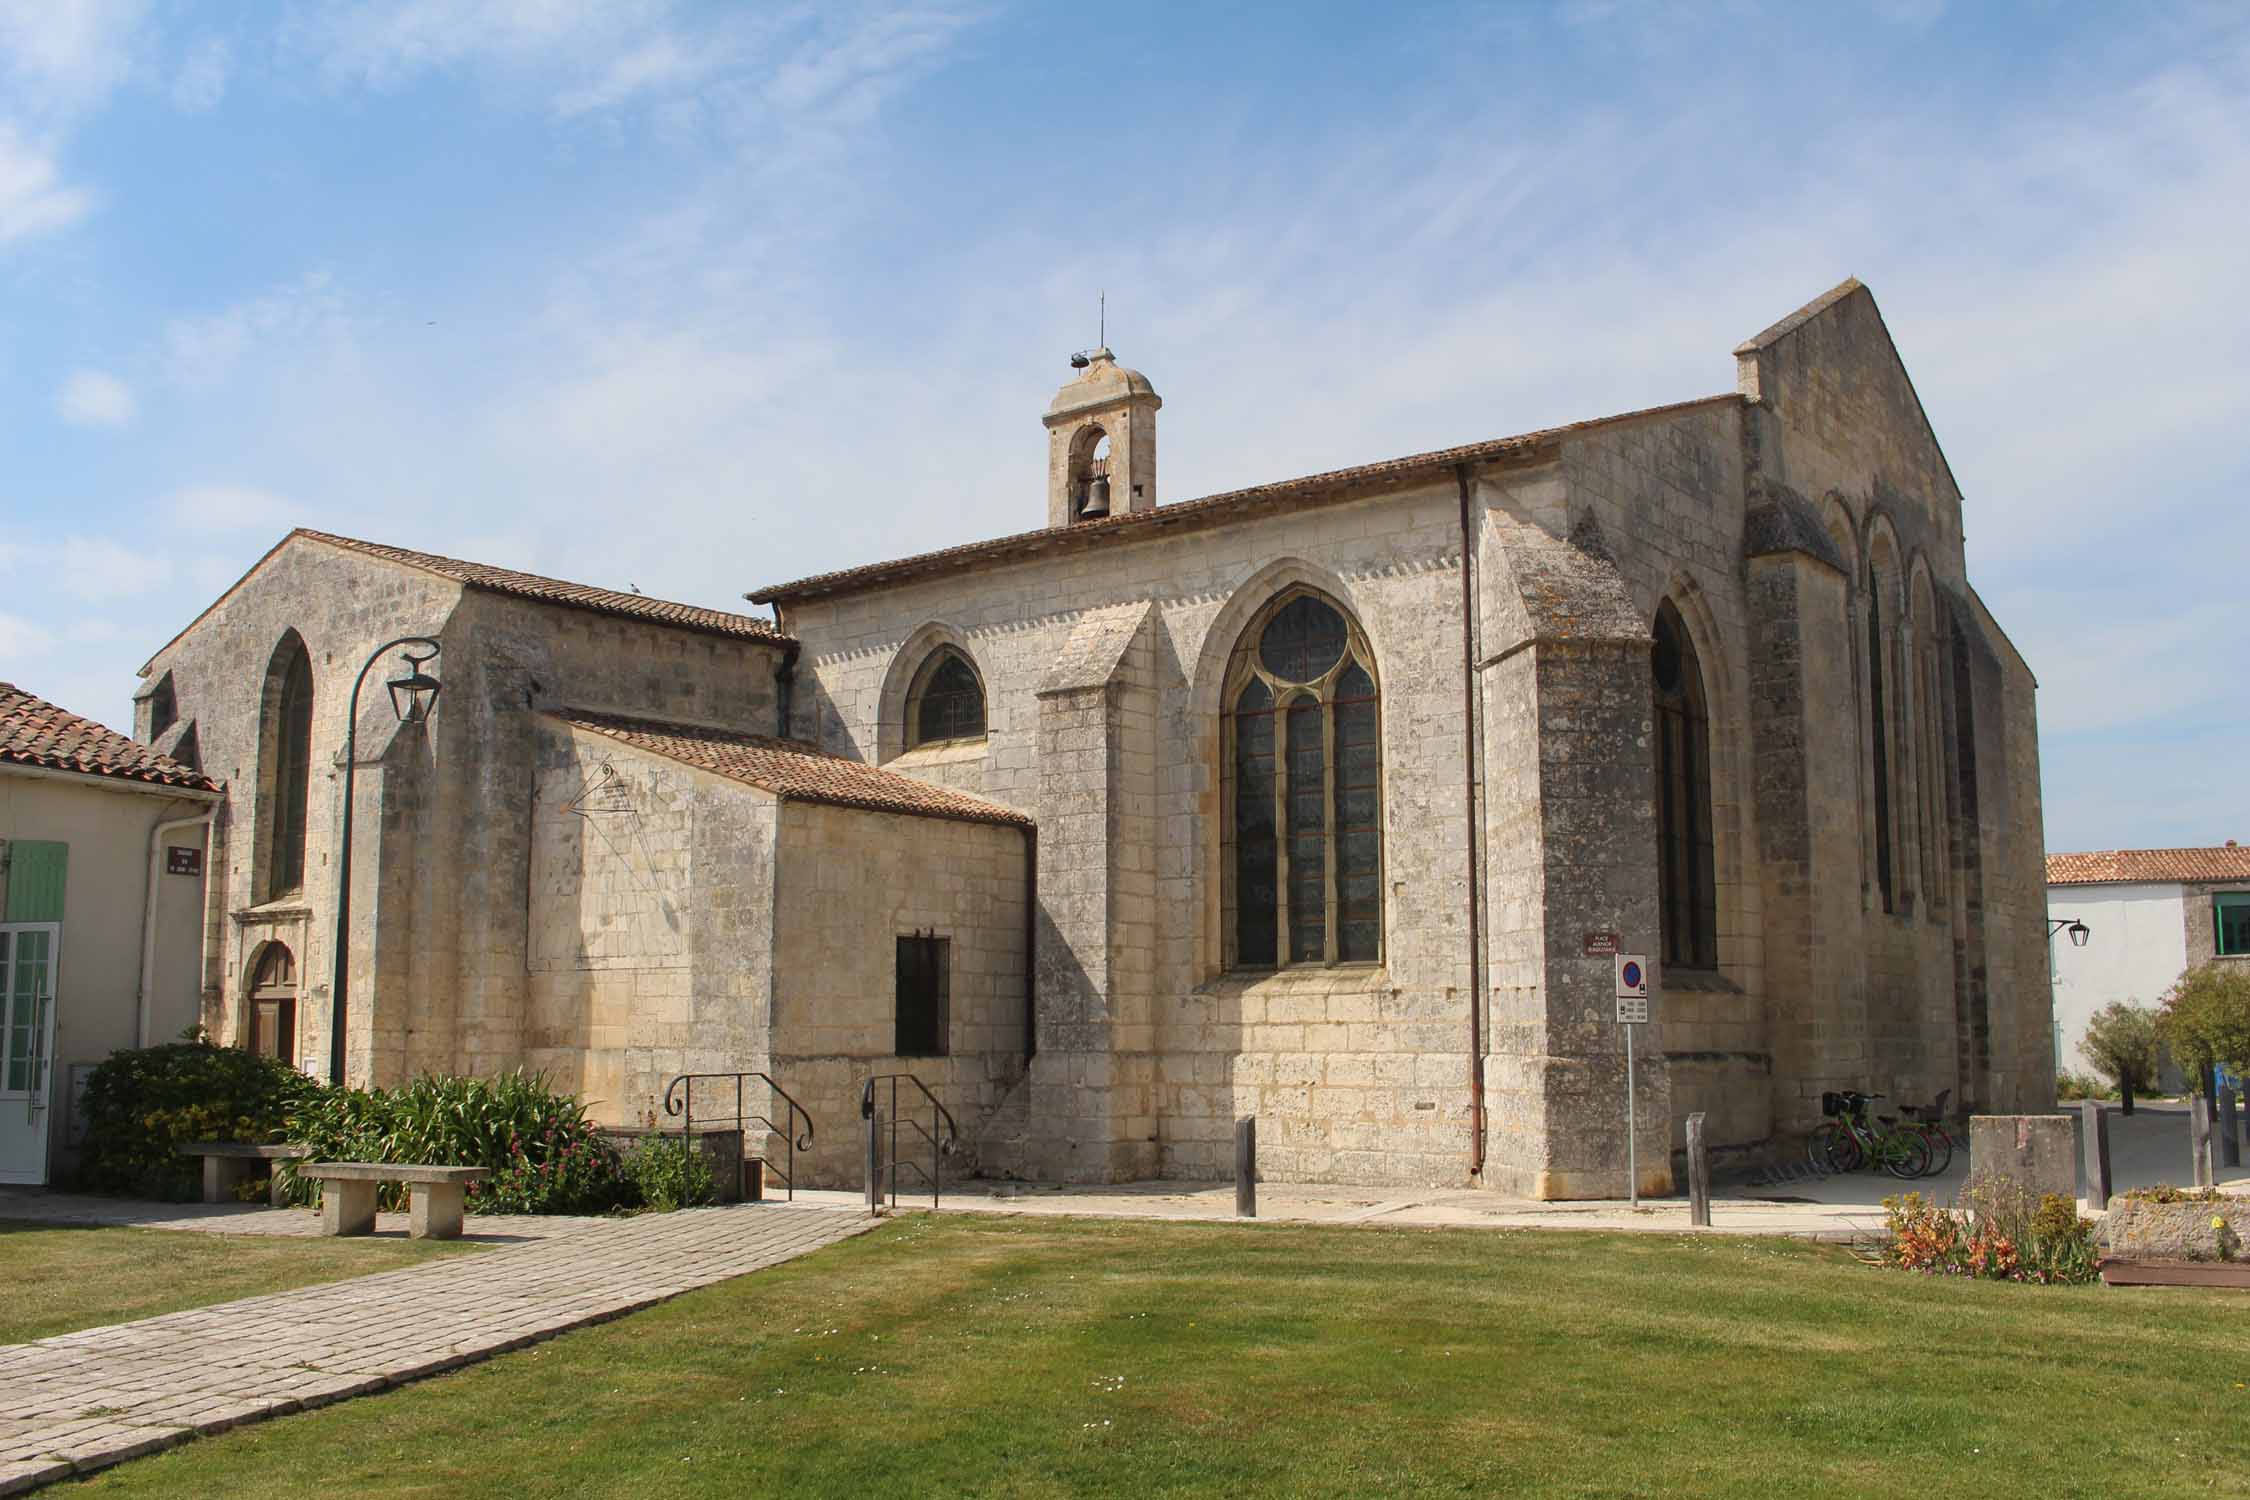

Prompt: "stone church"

[137,278,2050,1197]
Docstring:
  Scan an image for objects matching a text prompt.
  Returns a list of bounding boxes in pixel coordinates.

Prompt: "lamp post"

[2045,915,2092,1088]
[328,637,443,1086]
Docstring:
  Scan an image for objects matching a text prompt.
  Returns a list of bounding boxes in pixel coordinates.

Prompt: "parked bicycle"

[1897,1088,1958,1175]
[1807,1090,1933,1179]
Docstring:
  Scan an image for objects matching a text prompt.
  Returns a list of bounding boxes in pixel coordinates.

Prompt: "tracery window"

[1652,601,1717,971]
[1867,563,1895,914]
[265,634,315,899]
[1224,589,1382,968]
[906,647,986,747]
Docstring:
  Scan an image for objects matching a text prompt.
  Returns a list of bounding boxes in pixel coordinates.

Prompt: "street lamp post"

[328,637,443,1086]
[2045,915,2092,1093]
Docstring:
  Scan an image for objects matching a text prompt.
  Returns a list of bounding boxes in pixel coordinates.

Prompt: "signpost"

[1615,954,1649,1206]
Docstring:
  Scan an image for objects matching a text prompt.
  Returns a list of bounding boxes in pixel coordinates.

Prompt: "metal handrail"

[861,1073,958,1209]
[662,1072,814,1200]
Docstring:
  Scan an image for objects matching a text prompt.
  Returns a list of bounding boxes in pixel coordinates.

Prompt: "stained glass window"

[1653,602,1717,970]
[1225,591,1382,967]
[911,649,986,746]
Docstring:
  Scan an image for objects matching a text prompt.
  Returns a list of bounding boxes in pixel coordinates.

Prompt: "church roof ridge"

[142,529,790,676]
[0,680,222,794]
[546,708,1034,830]
[751,391,1744,606]
[1732,276,1868,354]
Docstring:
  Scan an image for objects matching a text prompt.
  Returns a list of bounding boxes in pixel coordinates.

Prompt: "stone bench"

[304,1162,491,1240]
[178,1141,313,1208]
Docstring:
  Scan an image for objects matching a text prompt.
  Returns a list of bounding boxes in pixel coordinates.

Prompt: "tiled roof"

[749,393,1744,605]
[0,682,221,794]
[296,531,784,641]
[2047,847,2250,886]
[549,709,1033,830]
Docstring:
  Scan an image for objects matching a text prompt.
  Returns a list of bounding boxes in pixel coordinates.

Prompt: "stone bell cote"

[1044,348,1161,528]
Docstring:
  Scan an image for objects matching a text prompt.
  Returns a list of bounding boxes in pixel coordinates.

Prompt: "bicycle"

[1807,1090,1934,1179]
[1898,1088,1958,1175]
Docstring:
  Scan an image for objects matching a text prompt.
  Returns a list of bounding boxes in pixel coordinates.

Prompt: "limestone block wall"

[780,485,1486,1188]
[523,722,775,1125]
[769,801,1029,1189]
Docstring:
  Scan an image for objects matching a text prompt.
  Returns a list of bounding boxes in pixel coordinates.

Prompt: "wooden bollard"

[2191,1093,2216,1189]
[1686,1111,1711,1227]
[1235,1117,1257,1218]
[2081,1099,2112,1212]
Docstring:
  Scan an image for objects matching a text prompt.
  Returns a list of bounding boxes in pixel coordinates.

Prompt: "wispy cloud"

[60,535,170,603]
[164,483,296,531]
[57,368,135,427]
[169,34,229,112]
[0,125,91,243]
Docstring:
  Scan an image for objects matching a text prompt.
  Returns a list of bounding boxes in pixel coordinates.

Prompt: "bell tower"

[1044,348,1160,528]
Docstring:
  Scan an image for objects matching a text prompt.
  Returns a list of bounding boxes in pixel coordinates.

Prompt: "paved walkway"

[0,1189,610,1243]
[0,1203,870,1494]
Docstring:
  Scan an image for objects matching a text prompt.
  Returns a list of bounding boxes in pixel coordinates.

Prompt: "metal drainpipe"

[138,807,216,1047]
[1455,462,1488,1178]
[1022,827,1039,1062]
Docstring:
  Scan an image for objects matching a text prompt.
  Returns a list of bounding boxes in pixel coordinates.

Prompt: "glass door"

[0,924,61,1185]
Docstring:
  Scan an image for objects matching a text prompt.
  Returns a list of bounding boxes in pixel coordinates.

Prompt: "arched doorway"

[248,942,298,1064]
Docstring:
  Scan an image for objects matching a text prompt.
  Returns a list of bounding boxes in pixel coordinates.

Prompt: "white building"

[2046,845,2250,1081]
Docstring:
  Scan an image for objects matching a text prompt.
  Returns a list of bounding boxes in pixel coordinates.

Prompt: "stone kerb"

[1966,1114,2075,1203]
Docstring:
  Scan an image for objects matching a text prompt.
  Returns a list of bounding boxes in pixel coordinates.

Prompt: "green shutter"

[3,841,68,922]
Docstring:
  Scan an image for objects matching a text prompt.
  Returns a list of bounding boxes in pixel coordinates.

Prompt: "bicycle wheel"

[1883,1129,1933,1179]
[1809,1121,1861,1173]
[1916,1123,1954,1175]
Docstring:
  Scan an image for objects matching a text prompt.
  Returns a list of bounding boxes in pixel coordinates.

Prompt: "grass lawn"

[74,1216,2250,1498]
[0,1224,476,1344]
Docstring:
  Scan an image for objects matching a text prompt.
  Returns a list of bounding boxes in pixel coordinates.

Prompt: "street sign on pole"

[1613,953,1650,1205]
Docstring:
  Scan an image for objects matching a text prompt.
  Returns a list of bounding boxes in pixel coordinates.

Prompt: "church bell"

[1080,474,1111,518]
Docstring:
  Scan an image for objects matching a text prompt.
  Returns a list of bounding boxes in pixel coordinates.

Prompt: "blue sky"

[2,1,2244,853]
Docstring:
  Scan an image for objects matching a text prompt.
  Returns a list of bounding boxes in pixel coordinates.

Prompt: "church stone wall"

[768,800,1029,1189]
[782,482,1483,1186]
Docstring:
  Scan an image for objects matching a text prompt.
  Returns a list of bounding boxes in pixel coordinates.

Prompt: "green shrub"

[622,1135,717,1212]
[2158,962,2250,1088]
[283,1070,631,1215]
[2055,1069,2112,1102]
[77,1033,318,1200]
[2083,1001,2163,1094]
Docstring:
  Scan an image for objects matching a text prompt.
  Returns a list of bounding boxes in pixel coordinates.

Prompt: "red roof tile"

[0,682,221,794]
[749,393,1744,605]
[549,710,1032,830]
[2047,847,2250,886]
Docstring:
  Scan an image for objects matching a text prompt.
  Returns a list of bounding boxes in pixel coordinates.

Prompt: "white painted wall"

[2046,882,2184,1077]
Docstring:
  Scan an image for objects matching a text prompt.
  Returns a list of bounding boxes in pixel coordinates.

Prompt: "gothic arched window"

[1224,589,1382,968]
[1652,601,1717,971]
[263,633,315,899]
[1866,560,1896,914]
[906,647,986,747]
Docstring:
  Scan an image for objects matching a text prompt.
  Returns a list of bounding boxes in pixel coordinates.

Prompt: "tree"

[2157,962,2250,1091]
[2082,1001,2163,1096]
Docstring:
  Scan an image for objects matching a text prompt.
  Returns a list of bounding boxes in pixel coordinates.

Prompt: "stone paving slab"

[0,1189,608,1243]
[0,1203,871,1493]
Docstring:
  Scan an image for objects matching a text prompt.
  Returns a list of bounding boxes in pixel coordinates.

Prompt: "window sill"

[1661,969,1744,995]
[1198,965,1388,999]
[889,738,988,768]
[232,897,313,924]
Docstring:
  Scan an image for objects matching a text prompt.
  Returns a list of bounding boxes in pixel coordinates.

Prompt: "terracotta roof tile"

[549,710,1032,830]
[2047,847,2250,886]
[297,531,784,642]
[0,682,221,794]
[749,393,1745,605]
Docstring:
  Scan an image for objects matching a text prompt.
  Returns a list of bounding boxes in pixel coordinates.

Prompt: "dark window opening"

[268,639,315,898]
[895,933,950,1057]
[1653,602,1718,971]
[909,648,986,747]
[144,675,177,742]
[1225,589,1382,968]
[1868,567,1894,914]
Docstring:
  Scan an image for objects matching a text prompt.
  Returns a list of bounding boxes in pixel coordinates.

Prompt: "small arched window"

[1069,425,1112,519]
[1652,601,1717,971]
[906,647,986,747]
[1224,589,1382,968]
[265,634,315,898]
[248,942,298,1062]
